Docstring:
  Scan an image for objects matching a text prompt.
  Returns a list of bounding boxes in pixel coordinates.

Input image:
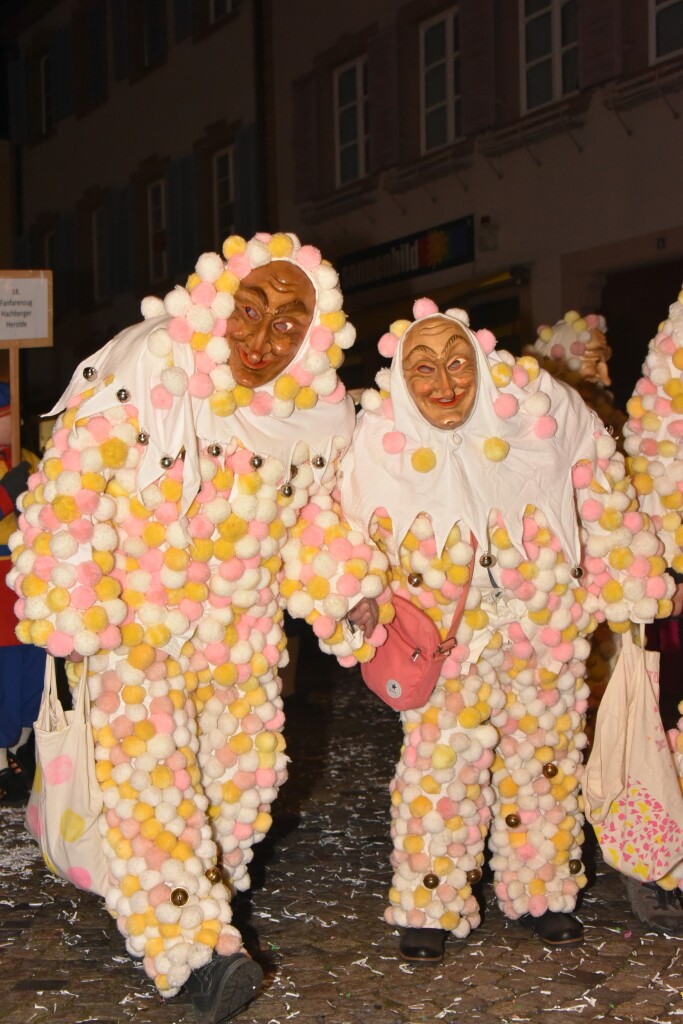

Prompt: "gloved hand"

[1,461,30,506]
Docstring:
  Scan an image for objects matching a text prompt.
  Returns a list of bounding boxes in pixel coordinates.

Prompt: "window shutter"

[107,188,133,295]
[235,123,260,238]
[174,0,194,41]
[7,57,28,145]
[54,213,77,316]
[579,0,622,88]
[292,73,321,203]
[51,27,74,122]
[368,26,400,173]
[167,155,198,278]
[87,5,108,106]
[111,0,130,81]
[460,0,496,136]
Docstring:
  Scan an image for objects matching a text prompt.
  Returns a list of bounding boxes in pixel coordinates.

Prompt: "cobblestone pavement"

[2,640,683,1024]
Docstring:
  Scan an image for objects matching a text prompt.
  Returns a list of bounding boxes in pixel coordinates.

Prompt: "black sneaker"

[623,875,683,936]
[0,766,29,805]
[184,953,263,1024]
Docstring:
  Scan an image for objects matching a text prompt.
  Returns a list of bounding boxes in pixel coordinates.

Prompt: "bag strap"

[435,533,478,656]
[70,657,91,724]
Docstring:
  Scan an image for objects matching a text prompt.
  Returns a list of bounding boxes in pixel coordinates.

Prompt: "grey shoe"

[623,875,683,936]
[184,953,263,1024]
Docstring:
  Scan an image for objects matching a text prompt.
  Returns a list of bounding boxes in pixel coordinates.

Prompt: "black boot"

[184,953,263,1024]
[519,910,583,947]
[398,927,447,962]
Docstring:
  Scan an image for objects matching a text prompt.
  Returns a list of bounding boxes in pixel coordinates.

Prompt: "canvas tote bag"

[583,627,683,881]
[25,656,109,896]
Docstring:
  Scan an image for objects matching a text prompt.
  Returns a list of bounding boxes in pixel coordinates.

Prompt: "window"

[143,0,167,69]
[147,179,167,282]
[650,0,683,61]
[92,207,107,302]
[334,57,368,186]
[39,52,53,135]
[43,230,55,270]
[210,0,233,23]
[420,7,461,154]
[521,0,578,113]
[213,147,234,248]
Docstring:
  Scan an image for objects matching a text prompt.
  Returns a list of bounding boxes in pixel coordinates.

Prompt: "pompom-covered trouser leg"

[87,649,244,997]
[384,662,499,938]
[488,649,589,920]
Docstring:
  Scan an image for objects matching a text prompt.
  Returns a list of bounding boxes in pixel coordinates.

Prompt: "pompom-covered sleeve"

[7,387,133,659]
[280,448,392,666]
[573,429,674,631]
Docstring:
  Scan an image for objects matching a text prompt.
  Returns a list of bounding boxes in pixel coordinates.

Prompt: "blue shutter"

[235,123,260,237]
[111,0,130,81]
[166,155,198,278]
[7,56,28,144]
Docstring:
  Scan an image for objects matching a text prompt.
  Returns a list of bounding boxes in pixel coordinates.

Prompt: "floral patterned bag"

[583,628,683,881]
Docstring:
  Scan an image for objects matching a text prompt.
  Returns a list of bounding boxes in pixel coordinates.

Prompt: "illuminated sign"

[338,216,474,294]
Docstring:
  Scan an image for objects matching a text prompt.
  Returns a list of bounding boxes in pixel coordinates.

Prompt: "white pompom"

[245,239,270,267]
[164,286,191,317]
[147,328,173,359]
[445,307,470,326]
[211,292,234,318]
[161,367,189,397]
[196,251,224,282]
[141,296,165,319]
[360,388,381,411]
[187,305,215,334]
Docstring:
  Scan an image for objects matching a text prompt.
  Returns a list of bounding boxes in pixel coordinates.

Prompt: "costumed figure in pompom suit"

[527,313,626,738]
[6,233,386,1021]
[621,285,683,932]
[339,299,674,962]
[0,384,45,804]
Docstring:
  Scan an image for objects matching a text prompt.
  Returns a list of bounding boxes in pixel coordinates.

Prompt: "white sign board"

[0,275,50,342]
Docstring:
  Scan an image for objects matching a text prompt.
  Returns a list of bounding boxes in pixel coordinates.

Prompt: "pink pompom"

[580,498,603,521]
[378,332,399,358]
[251,392,273,415]
[290,362,314,386]
[382,431,406,454]
[570,340,585,356]
[188,372,214,398]
[150,384,173,410]
[324,381,346,403]
[213,317,227,336]
[192,282,217,307]
[534,415,557,439]
[168,316,193,343]
[44,753,74,785]
[310,326,333,351]
[413,297,439,319]
[512,365,529,387]
[493,394,518,418]
[312,614,335,639]
[476,328,496,354]
[227,252,252,279]
[572,463,593,489]
[46,630,75,658]
[296,244,322,269]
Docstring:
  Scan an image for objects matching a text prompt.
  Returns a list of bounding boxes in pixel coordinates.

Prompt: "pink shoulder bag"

[361,537,476,712]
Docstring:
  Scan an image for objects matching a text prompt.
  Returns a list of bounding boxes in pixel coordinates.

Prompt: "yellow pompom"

[539,327,553,342]
[294,387,317,409]
[215,269,240,294]
[142,522,166,548]
[483,437,510,462]
[273,374,300,401]
[100,438,128,469]
[320,310,346,332]
[632,473,653,495]
[83,607,108,632]
[52,494,79,524]
[642,411,661,432]
[565,310,580,324]
[517,355,540,380]
[389,319,411,337]
[186,273,200,291]
[490,363,512,387]
[411,447,437,473]
[209,390,237,418]
[233,385,254,408]
[672,348,683,371]
[29,620,53,646]
[268,233,294,258]
[222,235,246,259]
[327,343,343,368]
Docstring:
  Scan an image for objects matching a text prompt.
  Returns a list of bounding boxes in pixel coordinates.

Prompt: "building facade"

[3,0,683,411]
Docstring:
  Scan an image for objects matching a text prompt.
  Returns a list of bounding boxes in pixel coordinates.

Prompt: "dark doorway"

[601,257,683,411]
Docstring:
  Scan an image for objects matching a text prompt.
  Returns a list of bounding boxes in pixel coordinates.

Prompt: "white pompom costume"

[7,232,387,995]
[339,300,673,936]
[623,284,683,890]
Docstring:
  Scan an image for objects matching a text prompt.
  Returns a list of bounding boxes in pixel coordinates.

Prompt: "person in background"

[339,299,673,962]
[621,285,683,934]
[0,383,45,804]
[7,233,385,1024]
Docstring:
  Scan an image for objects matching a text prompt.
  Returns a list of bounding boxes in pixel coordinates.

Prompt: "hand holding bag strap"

[435,533,478,657]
